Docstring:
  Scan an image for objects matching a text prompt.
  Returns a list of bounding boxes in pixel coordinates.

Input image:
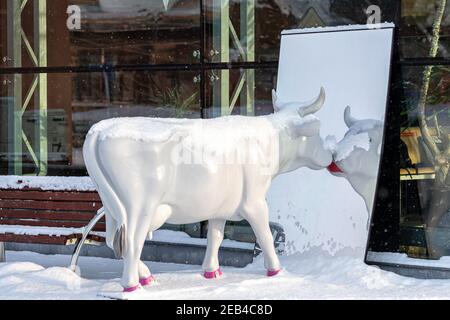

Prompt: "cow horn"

[344,106,358,128]
[298,87,325,117]
[272,89,281,112]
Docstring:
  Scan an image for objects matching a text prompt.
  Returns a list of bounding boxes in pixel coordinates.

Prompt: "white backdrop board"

[267,24,394,256]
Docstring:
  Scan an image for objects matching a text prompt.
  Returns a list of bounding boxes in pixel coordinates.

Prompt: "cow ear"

[286,118,321,138]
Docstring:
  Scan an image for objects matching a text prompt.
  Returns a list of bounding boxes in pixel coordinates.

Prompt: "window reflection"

[206,0,396,64]
[0,0,201,68]
[0,71,201,176]
[400,0,450,59]
[205,68,276,117]
[399,65,450,259]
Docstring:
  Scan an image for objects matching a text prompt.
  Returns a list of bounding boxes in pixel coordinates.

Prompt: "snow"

[88,117,189,142]
[329,118,383,161]
[334,132,371,162]
[0,225,86,237]
[3,249,450,300]
[367,252,450,269]
[0,175,96,191]
[281,23,395,35]
[88,116,271,142]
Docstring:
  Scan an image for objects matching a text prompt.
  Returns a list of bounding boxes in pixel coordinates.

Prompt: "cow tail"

[83,131,127,258]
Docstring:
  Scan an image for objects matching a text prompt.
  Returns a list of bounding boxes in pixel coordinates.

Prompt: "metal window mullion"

[240,0,255,116]
[21,75,38,113]
[229,72,246,113]
[21,29,38,66]
[7,0,23,175]
[22,130,39,167]
[20,0,28,12]
[228,18,246,60]
[34,0,48,176]
[213,0,230,116]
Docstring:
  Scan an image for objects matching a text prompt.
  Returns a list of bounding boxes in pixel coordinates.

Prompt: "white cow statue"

[327,106,384,228]
[83,87,332,292]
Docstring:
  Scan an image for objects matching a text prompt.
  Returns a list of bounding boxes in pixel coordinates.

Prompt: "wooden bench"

[0,176,106,269]
[0,177,283,268]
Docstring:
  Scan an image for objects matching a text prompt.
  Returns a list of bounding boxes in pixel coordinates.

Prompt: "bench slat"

[0,219,106,231]
[0,190,101,202]
[0,209,105,222]
[0,186,106,246]
[0,233,105,245]
[0,233,75,245]
[0,199,101,211]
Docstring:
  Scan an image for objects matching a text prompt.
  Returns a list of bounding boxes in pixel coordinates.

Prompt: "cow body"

[84,88,332,291]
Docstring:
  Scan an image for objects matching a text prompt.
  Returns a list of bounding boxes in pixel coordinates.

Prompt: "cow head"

[272,87,332,172]
[327,106,383,180]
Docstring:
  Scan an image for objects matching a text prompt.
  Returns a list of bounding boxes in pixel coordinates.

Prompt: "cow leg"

[244,201,281,276]
[137,260,155,287]
[202,219,226,278]
[121,211,153,291]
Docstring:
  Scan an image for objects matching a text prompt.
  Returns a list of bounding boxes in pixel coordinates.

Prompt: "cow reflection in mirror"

[327,106,384,229]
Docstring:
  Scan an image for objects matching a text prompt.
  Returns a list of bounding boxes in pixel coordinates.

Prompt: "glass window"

[400,0,450,59]
[0,70,201,176]
[398,65,450,259]
[204,68,276,117]
[0,0,201,68]
[205,0,397,64]
[367,1,450,267]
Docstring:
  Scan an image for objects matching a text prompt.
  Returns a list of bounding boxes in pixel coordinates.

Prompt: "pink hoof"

[203,268,222,279]
[267,269,281,277]
[139,275,155,287]
[123,284,140,293]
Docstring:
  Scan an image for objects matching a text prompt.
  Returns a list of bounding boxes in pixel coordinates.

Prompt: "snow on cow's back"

[87,117,190,143]
[86,115,278,148]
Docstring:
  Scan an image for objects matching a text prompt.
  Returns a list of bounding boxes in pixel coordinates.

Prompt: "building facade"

[0,0,449,275]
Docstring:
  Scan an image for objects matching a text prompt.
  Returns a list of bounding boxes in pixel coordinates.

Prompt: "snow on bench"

[0,176,255,251]
[0,175,96,191]
[0,225,86,237]
[0,177,102,246]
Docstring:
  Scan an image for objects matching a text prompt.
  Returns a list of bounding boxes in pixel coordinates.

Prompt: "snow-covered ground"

[2,249,450,300]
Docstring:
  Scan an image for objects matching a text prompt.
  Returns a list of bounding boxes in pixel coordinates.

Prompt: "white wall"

[267,25,394,256]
